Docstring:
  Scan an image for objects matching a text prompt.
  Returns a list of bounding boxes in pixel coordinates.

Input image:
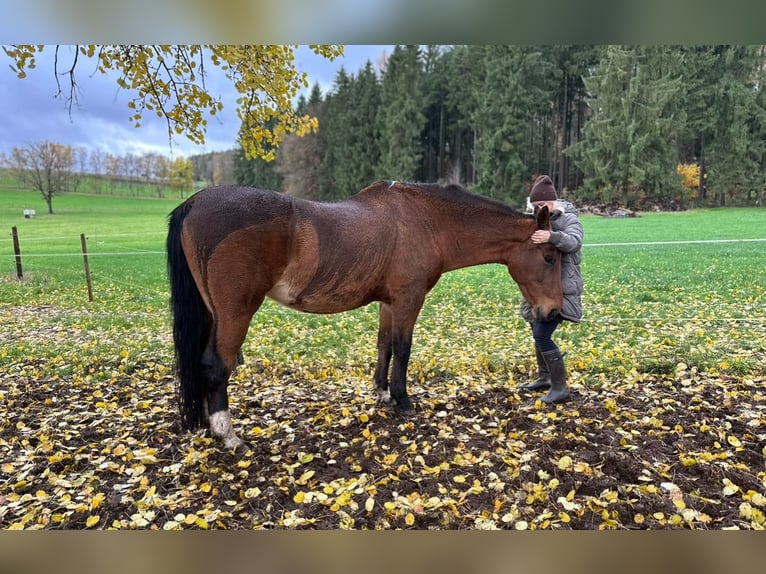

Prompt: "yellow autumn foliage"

[676,163,700,190]
[3,44,344,161]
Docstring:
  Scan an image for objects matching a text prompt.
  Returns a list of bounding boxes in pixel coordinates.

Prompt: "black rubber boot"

[521,347,551,392]
[540,348,571,405]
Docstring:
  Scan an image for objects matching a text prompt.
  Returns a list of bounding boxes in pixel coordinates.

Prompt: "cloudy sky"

[0,45,392,159]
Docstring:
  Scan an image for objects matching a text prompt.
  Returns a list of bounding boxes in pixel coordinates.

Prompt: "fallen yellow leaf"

[296,470,315,485]
[195,516,209,529]
[86,515,100,528]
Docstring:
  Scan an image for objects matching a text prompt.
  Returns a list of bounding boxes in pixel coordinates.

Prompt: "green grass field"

[1,188,765,378]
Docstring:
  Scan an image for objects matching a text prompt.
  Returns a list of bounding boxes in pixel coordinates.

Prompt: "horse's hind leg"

[204,308,259,449]
[200,338,239,448]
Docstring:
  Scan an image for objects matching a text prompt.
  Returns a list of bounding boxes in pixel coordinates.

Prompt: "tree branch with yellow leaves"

[3,44,344,160]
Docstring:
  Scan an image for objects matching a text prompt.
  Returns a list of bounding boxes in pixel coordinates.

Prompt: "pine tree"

[670,45,766,206]
[442,45,485,186]
[316,68,353,199]
[346,62,382,192]
[377,45,426,181]
[631,46,685,200]
[473,46,552,204]
[678,46,719,203]
[748,46,766,206]
[549,45,602,192]
[570,46,685,205]
[703,46,763,205]
[420,45,449,182]
[314,65,382,199]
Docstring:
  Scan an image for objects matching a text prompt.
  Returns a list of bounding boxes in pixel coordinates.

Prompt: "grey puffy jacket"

[521,200,583,323]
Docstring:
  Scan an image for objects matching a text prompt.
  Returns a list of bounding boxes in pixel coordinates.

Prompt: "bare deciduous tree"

[9,141,74,214]
[276,133,320,198]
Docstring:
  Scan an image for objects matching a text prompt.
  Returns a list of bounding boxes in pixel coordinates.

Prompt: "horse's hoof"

[394,404,416,418]
[222,436,247,451]
[376,388,394,405]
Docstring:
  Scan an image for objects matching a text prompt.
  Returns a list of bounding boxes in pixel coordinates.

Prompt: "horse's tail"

[167,200,209,431]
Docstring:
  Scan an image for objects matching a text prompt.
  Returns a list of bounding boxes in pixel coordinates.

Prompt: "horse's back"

[180,186,293,249]
[185,185,292,223]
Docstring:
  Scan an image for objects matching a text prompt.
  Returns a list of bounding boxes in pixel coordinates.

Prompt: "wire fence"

[4,228,766,326]
[7,234,766,258]
[4,227,764,381]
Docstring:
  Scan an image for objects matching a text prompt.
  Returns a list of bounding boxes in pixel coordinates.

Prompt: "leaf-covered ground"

[2,305,764,530]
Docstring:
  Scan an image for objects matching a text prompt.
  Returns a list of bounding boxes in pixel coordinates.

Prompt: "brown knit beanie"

[529,175,558,202]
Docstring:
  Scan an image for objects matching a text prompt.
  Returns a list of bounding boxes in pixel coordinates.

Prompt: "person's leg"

[531,317,561,353]
[539,347,570,404]
[521,324,552,391]
[528,317,571,404]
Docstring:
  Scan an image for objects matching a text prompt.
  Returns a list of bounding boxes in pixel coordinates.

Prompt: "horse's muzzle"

[536,306,561,322]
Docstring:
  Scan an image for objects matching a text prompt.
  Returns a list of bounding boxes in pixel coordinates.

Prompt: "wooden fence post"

[11,226,23,280]
[80,233,94,302]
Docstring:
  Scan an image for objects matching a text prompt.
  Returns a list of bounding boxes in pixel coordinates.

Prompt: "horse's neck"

[439,213,533,272]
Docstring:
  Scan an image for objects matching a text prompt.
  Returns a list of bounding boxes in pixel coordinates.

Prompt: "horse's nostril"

[535,306,561,322]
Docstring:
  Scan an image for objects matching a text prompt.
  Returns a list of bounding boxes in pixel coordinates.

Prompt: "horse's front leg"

[374,302,394,405]
[389,327,415,415]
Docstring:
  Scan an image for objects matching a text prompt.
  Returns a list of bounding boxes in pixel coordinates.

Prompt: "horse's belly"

[266,281,374,314]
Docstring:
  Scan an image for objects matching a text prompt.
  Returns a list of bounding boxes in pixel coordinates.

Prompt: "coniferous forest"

[234,45,766,209]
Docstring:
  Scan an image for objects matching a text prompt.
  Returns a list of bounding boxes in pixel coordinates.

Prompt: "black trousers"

[531,316,563,353]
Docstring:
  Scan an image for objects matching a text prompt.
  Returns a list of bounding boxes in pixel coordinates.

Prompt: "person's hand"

[531,230,551,244]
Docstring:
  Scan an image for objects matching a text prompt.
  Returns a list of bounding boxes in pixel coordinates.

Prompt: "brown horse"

[167,180,563,448]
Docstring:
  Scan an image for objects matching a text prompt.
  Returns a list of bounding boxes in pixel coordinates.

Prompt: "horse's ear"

[535,204,551,230]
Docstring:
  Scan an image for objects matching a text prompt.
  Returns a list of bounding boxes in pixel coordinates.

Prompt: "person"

[520,175,583,404]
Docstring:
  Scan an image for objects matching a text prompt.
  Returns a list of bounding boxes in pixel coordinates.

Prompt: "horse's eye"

[544,254,556,265]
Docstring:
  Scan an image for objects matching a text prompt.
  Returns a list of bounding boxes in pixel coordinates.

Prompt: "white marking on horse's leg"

[209,410,244,449]
[377,388,392,404]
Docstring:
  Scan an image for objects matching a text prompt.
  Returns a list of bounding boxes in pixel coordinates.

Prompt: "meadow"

[1,188,764,530]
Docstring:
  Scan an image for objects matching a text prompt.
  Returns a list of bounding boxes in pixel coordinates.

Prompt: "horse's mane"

[372,180,530,219]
